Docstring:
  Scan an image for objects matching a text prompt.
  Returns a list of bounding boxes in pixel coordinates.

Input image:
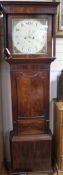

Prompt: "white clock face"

[12,18,48,54]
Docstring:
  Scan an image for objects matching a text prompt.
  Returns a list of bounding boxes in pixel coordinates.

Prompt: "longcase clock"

[0,1,58,174]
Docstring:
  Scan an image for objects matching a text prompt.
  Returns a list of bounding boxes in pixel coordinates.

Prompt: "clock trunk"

[10,63,50,135]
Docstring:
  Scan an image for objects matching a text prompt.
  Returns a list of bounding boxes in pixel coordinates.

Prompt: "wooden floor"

[5,169,63,175]
[4,173,58,175]
[5,172,58,175]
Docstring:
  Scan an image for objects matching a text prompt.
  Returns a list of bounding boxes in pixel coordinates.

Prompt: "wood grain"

[0,1,58,173]
[10,63,49,134]
[54,101,63,172]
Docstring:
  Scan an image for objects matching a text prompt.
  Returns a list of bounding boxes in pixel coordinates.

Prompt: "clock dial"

[12,19,48,54]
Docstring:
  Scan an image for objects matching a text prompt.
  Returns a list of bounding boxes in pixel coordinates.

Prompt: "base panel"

[10,131,53,173]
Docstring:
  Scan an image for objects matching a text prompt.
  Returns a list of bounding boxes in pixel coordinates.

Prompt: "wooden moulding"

[17,118,49,135]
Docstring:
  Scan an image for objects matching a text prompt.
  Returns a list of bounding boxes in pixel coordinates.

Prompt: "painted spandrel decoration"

[12,19,48,54]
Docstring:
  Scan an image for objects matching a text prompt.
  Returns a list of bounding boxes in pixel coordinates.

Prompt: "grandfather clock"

[0,1,58,174]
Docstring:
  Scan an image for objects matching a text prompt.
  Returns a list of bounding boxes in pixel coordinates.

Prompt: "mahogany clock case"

[0,1,58,174]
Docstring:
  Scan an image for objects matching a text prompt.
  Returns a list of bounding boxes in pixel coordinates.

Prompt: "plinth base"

[10,131,53,174]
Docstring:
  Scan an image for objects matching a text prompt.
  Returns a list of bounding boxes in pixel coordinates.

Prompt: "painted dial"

[12,19,48,54]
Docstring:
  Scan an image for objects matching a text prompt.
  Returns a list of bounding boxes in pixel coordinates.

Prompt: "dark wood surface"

[0,1,58,173]
[17,118,48,135]
[10,131,52,172]
[0,1,58,14]
[10,63,50,134]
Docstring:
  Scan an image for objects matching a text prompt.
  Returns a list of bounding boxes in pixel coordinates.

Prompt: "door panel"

[11,63,49,133]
